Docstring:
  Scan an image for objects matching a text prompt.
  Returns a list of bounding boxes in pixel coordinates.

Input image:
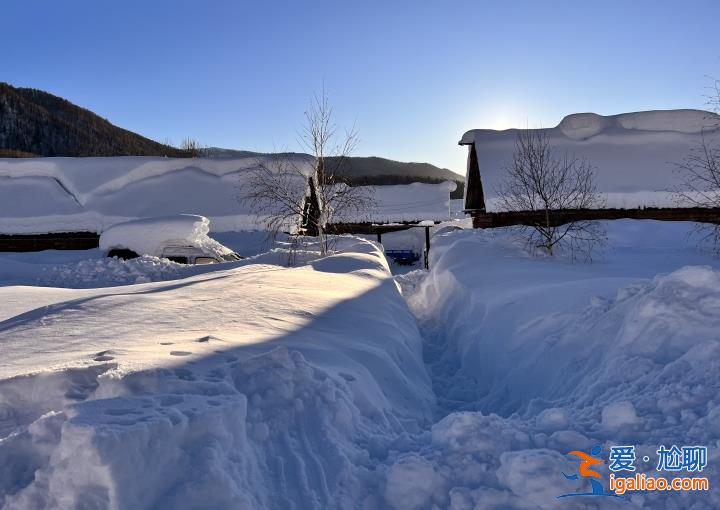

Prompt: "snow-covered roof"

[0,155,314,234]
[460,109,720,209]
[0,155,457,233]
[333,181,457,224]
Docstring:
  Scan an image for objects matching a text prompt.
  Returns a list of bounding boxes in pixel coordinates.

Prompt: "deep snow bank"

[0,237,433,509]
[394,220,720,509]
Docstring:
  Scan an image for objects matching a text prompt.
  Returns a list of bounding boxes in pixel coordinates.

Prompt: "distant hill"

[329,156,464,199]
[0,82,186,157]
[328,155,461,181]
[206,149,465,198]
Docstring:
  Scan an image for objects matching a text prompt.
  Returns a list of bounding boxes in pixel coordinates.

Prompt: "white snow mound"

[99,215,233,258]
[557,109,718,139]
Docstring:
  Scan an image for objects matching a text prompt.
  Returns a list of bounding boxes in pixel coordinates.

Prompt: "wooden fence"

[471,207,720,229]
[0,232,100,252]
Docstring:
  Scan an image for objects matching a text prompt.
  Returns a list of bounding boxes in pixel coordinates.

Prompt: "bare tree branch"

[238,90,375,258]
[497,129,606,260]
[673,131,720,255]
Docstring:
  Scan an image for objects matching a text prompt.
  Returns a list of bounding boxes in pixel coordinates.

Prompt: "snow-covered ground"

[1,220,718,509]
[0,237,433,509]
[0,232,281,290]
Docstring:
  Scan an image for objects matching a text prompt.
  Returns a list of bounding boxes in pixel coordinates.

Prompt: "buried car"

[100,215,243,264]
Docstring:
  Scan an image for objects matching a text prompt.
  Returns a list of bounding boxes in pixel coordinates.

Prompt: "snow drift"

[460,109,720,210]
[0,237,433,509]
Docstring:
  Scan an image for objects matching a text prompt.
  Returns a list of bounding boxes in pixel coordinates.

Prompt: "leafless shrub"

[705,78,720,121]
[497,129,606,260]
[668,79,720,255]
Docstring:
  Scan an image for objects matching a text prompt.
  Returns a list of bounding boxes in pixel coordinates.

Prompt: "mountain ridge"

[0,82,187,157]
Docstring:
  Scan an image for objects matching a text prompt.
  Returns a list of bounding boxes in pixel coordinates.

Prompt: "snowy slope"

[460,109,720,209]
[0,237,433,509]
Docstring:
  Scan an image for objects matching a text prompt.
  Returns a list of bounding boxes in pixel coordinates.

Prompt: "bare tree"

[705,78,720,119]
[240,91,374,256]
[673,134,720,253]
[670,80,720,254]
[497,129,606,259]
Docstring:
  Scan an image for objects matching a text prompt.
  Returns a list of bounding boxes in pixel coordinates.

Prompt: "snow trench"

[388,225,720,509]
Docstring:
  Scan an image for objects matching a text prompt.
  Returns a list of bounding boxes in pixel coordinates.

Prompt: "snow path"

[388,220,720,509]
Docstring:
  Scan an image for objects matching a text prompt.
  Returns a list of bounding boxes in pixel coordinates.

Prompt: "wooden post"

[301,176,321,236]
[376,231,382,244]
[424,226,430,269]
[464,142,486,214]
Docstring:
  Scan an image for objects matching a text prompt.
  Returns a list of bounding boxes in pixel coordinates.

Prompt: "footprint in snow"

[170,351,192,356]
[93,350,116,362]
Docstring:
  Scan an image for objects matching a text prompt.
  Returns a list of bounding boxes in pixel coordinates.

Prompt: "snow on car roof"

[99,215,233,258]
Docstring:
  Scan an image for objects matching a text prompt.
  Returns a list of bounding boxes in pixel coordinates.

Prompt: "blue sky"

[3,0,719,175]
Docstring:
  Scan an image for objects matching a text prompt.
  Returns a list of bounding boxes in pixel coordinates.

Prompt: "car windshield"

[194,257,218,265]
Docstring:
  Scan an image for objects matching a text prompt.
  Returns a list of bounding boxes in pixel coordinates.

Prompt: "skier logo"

[557,444,624,499]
